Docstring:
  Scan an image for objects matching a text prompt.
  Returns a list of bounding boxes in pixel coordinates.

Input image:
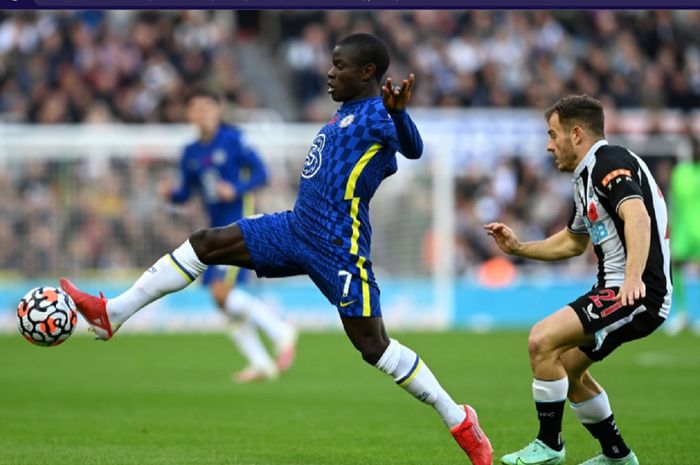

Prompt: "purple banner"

[5,0,700,8]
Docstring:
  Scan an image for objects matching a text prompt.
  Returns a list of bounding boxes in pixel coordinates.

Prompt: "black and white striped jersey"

[567,140,672,317]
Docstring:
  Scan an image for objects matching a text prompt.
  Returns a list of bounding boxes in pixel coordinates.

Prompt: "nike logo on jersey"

[339,299,357,308]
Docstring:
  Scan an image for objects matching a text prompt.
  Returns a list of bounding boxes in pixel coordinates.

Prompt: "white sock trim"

[171,240,207,277]
[532,377,568,402]
[571,391,613,424]
[375,338,401,375]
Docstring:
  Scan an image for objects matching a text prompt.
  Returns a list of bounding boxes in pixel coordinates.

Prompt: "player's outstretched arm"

[484,223,589,261]
[382,73,423,159]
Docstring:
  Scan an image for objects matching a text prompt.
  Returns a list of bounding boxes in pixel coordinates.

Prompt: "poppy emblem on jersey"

[588,202,598,222]
[339,114,355,128]
[302,134,325,179]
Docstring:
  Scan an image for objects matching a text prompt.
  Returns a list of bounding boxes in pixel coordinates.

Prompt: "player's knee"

[190,227,229,264]
[358,339,389,365]
[189,228,212,261]
[528,323,553,362]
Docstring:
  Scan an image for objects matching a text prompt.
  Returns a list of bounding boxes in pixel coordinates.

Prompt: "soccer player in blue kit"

[159,88,297,383]
[60,33,492,465]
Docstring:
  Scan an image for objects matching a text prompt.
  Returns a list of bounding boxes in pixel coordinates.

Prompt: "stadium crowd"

[0,10,697,279]
[1,11,699,123]
[0,158,206,278]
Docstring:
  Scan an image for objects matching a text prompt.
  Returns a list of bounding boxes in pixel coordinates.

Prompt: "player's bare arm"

[382,73,414,112]
[216,181,237,201]
[616,198,650,306]
[484,223,589,261]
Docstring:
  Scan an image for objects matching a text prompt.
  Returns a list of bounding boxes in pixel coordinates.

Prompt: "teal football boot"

[501,439,565,465]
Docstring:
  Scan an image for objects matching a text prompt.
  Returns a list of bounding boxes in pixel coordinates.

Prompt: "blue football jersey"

[170,124,267,228]
[292,96,423,259]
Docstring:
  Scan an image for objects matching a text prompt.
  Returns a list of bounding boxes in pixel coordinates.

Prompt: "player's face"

[187,96,221,136]
[546,113,577,172]
[327,45,371,103]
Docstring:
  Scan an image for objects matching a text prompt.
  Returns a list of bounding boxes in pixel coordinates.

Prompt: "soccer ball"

[17,286,78,347]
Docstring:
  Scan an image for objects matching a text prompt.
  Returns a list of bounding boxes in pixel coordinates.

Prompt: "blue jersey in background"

[170,124,267,228]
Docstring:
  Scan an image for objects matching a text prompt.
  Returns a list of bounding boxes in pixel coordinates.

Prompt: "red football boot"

[451,405,493,465]
[60,278,114,340]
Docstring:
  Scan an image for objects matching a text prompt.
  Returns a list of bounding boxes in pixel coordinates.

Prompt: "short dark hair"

[185,86,221,104]
[337,33,390,83]
[544,95,605,137]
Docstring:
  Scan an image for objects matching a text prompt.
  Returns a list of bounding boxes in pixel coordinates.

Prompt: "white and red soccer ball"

[17,286,78,347]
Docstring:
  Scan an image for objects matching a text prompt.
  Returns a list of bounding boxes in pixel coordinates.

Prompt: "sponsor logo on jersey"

[339,299,357,308]
[301,134,325,179]
[584,219,610,245]
[339,114,355,128]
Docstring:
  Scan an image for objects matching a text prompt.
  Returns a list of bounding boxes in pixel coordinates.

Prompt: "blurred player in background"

[665,134,700,335]
[159,88,297,383]
[60,33,492,465]
[486,95,670,465]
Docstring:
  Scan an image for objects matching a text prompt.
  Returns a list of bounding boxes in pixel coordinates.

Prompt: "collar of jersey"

[573,139,608,178]
[339,95,381,111]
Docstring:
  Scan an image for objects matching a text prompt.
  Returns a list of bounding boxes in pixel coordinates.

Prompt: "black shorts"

[569,286,667,361]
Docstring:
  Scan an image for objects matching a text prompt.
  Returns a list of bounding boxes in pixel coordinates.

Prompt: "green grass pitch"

[1,330,698,464]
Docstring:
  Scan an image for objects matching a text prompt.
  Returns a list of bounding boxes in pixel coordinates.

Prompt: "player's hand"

[484,222,522,255]
[158,180,173,201]
[382,73,414,112]
[617,276,645,307]
[217,181,237,201]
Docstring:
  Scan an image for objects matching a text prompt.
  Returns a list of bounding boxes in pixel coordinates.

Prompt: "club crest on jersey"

[212,149,227,165]
[339,114,355,128]
[302,134,325,179]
